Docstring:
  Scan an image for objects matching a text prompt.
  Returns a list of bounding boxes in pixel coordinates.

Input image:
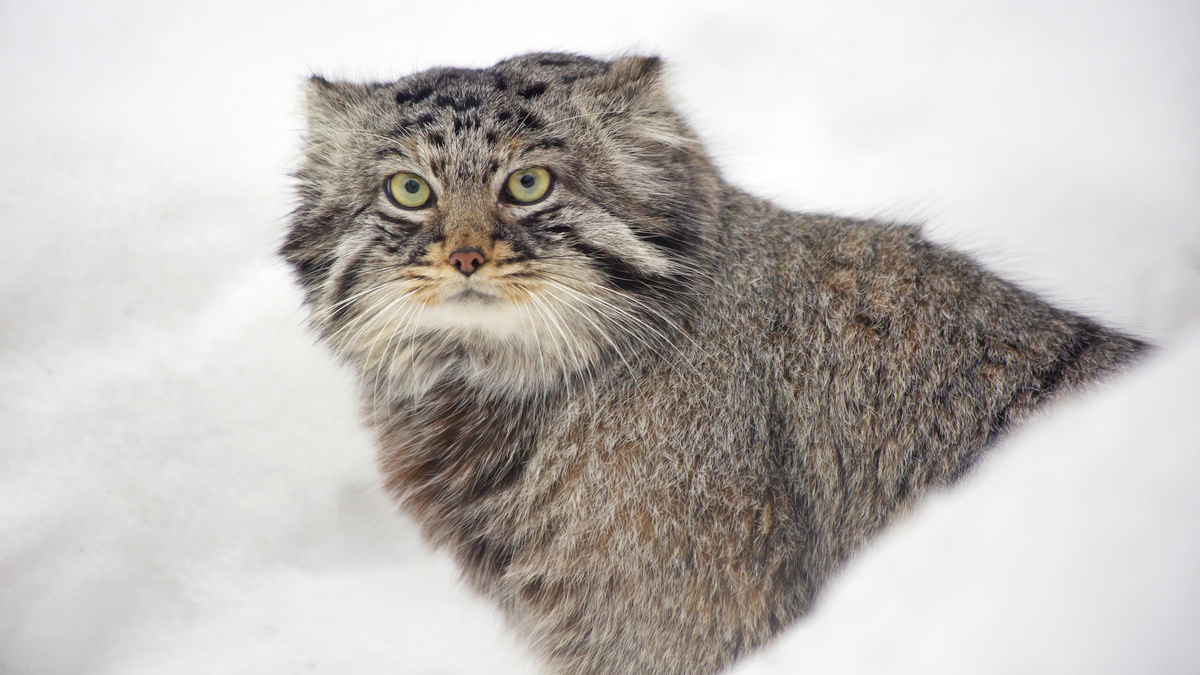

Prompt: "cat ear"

[583,55,669,114]
[303,76,372,129]
[580,55,698,151]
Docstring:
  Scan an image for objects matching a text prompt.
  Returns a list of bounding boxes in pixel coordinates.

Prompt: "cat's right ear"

[303,76,370,129]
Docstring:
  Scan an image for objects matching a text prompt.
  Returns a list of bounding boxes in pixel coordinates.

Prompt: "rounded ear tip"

[303,75,363,124]
[306,74,337,92]
[611,54,664,79]
[640,55,664,72]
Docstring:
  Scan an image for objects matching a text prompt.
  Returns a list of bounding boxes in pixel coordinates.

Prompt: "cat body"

[283,53,1144,674]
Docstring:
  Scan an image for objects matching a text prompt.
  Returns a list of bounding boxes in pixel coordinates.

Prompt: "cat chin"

[415,296,535,337]
[346,310,609,402]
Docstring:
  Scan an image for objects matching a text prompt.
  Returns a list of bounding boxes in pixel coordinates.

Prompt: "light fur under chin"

[324,286,617,400]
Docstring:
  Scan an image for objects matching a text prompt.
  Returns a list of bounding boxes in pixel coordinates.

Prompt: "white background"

[1,1,1197,673]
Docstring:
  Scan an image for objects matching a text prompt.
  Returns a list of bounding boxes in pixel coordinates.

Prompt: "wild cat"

[281,53,1145,674]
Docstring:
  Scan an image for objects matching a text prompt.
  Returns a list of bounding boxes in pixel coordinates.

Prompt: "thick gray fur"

[282,53,1146,674]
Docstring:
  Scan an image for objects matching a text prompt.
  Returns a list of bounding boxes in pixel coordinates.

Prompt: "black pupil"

[520,173,536,188]
[404,179,421,194]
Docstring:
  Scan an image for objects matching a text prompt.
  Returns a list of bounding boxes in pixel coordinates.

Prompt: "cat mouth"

[446,288,501,305]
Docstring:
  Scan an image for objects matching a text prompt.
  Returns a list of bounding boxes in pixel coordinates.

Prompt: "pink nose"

[448,248,486,275]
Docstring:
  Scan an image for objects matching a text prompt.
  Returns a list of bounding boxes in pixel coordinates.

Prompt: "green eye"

[506,167,553,204]
[385,173,432,209]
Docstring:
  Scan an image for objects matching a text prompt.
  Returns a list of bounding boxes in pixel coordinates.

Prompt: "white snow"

[1,1,1196,673]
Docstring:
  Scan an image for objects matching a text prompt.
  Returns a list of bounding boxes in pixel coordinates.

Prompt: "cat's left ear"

[582,55,671,115]
[581,55,699,151]
[303,76,373,129]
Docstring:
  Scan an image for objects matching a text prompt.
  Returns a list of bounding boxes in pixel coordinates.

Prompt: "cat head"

[283,53,721,399]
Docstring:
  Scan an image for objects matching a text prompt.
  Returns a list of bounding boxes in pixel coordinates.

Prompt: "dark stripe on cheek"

[517,204,566,228]
[636,226,698,256]
[405,233,436,266]
[503,231,537,263]
[376,211,422,229]
[292,254,333,288]
[373,228,401,256]
[568,240,656,293]
[331,252,369,321]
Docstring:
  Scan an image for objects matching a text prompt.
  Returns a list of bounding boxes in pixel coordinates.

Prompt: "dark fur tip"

[634,55,663,76]
[583,54,668,106]
[518,82,548,99]
[611,54,664,81]
[304,75,377,121]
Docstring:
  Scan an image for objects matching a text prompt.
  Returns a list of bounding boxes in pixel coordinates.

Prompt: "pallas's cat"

[282,53,1145,675]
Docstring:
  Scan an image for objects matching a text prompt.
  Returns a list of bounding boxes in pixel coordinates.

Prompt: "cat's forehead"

[392,53,606,100]
[367,57,608,181]
[383,55,607,138]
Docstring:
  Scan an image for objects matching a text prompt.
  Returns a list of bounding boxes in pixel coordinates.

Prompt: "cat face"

[283,54,720,398]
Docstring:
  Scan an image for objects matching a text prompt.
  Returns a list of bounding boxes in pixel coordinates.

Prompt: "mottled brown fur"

[283,53,1146,674]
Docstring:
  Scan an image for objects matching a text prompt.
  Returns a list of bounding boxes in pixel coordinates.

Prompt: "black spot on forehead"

[517,82,548,99]
[537,55,582,67]
[514,108,543,132]
[453,115,481,133]
[492,108,542,133]
[434,93,482,112]
[394,55,602,109]
[491,53,609,89]
[386,60,586,143]
[396,85,435,106]
[428,70,467,86]
[394,68,479,107]
[394,112,438,135]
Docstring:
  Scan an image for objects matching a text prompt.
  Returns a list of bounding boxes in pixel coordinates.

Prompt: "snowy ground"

[1,1,1197,673]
